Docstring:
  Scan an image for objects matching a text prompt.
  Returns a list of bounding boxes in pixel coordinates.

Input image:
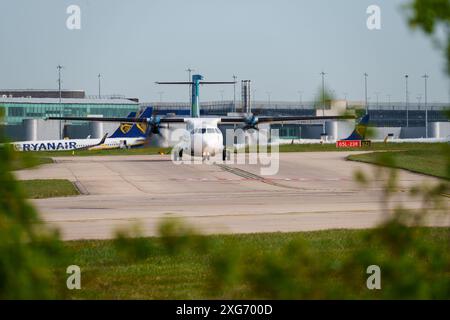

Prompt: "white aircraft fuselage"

[178,118,224,158]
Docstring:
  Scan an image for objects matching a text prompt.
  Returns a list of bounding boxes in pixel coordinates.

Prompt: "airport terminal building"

[0,90,139,140]
[1,97,138,125]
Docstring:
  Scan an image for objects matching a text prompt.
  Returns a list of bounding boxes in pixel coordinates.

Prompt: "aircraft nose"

[202,136,212,148]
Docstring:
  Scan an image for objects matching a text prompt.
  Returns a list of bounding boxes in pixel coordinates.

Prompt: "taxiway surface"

[16,152,449,240]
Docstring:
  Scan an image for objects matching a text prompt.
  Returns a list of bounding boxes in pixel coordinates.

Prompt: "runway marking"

[215,164,319,190]
[167,177,347,182]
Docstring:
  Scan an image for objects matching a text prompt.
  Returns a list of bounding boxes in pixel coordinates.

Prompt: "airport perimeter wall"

[300,125,324,139]
[400,127,426,139]
[370,127,402,139]
[431,122,450,139]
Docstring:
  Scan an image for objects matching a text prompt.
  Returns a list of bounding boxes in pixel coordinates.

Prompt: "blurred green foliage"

[406,0,450,75]
[0,111,67,299]
[313,85,336,110]
[114,226,156,262]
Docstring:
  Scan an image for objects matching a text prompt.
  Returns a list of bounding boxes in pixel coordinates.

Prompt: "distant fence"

[86,94,126,99]
[142,100,449,111]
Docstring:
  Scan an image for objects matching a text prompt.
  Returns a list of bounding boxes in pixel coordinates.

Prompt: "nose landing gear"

[222,148,231,161]
[173,149,183,161]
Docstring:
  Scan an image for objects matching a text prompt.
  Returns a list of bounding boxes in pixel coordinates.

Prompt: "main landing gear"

[222,149,231,161]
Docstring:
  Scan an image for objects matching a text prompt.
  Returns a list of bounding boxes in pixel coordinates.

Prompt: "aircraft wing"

[76,133,108,151]
[155,82,192,85]
[47,116,186,123]
[219,115,355,124]
[200,81,236,85]
[99,132,108,144]
[155,81,236,85]
[48,114,355,126]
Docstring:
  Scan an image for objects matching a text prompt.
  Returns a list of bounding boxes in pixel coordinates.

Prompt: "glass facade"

[271,124,301,139]
[0,100,138,124]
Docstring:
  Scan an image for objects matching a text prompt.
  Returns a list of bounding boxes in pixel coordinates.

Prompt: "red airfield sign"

[336,140,371,148]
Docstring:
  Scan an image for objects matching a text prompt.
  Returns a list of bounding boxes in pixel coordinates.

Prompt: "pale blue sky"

[0,0,448,103]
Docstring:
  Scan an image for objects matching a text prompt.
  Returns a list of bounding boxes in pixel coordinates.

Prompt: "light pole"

[232,74,237,112]
[57,65,63,139]
[423,74,429,138]
[416,95,422,110]
[387,94,391,107]
[266,91,271,107]
[405,74,409,127]
[98,73,101,99]
[320,71,326,134]
[220,90,224,103]
[320,71,326,117]
[57,65,63,103]
[297,90,303,107]
[186,68,194,106]
[157,91,164,103]
[364,73,368,114]
[374,92,380,108]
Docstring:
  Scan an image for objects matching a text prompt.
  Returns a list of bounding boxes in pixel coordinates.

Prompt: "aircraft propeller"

[242,114,259,131]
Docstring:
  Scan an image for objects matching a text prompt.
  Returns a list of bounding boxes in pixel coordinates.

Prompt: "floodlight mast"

[98,73,101,98]
[156,74,236,118]
[186,68,195,106]
[57,65,63,139]
[422,74,429,138]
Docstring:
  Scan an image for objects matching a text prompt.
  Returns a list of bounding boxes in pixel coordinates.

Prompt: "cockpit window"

[192,128,220,134]
[193,128,207,134]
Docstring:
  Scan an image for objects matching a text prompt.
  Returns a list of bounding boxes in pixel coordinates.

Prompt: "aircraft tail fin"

[137,107,153,119]
[343,114,370,140]
[109,107,152,138]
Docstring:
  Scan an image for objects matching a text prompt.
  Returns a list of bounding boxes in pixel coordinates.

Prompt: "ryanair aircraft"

[12,108,152,152]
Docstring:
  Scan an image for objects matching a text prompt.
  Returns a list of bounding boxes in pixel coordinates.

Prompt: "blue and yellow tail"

[109,107,153,138]
[343,114,370,140]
